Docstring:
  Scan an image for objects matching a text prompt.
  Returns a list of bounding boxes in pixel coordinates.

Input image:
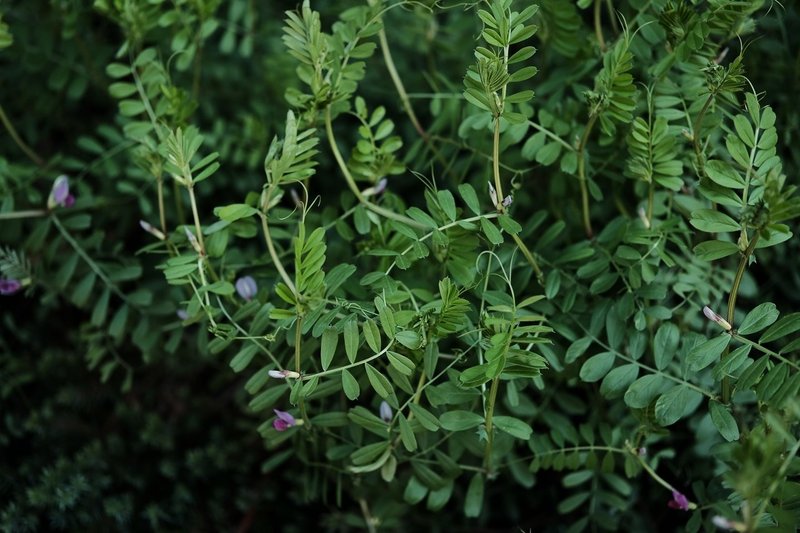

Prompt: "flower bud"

[703,306,732,331]
[235,276,258,301]
[379,401,392,422]
[268,369,301,379]
[140,220,166,240]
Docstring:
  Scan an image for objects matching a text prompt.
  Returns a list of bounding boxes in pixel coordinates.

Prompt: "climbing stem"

[324,107,425,229]
[492,116,504,211]
[578,114,598,237]
[722,233,760,403]
[483,376,501,474]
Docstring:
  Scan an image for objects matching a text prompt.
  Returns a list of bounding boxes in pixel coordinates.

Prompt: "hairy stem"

[187,184,206,255]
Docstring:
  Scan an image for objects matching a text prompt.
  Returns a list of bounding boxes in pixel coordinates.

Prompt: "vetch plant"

[2,0,800,531]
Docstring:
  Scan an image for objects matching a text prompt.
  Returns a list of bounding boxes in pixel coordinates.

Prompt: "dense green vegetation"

[2,1,800,531]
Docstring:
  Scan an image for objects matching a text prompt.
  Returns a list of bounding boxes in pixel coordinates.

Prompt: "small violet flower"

[379,400,392,423]
[703,305,732,331]
[502,195,513,208]
[373,178,388,195]
[48,175,75,209]
[268,369,301,380]
[273,409,297,432]
[0,278,22,295]
[176,309,189,321]
[235,275,257,301]
[667,490,690,511]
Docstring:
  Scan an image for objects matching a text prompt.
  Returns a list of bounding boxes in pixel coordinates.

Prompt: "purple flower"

[235,275,257,301]
[668,490,690,511]
[0,279,22,295]
[176,309,189,321]
[379,400,392,422]
[48,175,75,209]
[273,409,296,432]
[502,195,513,208]
[374,178,388,195]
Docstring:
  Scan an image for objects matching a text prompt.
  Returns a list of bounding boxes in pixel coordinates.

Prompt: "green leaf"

[566,337,592,364]
[437,190,457,222]
[709,400,739,441]
[365,363,393,399]
[738,303,779,335]
[599,364,638,397]
[687,334,731,371]
[579,352,615,382]
[693,240,740,261]
[493,416,533,440]
[409,404,440,432]
[704,160,745,189]
[690,209,740,233]
[387,351,415,376]
[654,385,702,426]
[363,319,382,353]
[439,410,484,431]
[321,328,338,370]
[760,313,800,343]
[398,413,417,451]
[480,218,503,245]
[654,323,680,370]
[230,345,257,372]
[458,184,481,215]
[395,330,421,350]
[342,369,360,400]
[464,473,484,518]
[344,317,359,363]
[624,375,669,409]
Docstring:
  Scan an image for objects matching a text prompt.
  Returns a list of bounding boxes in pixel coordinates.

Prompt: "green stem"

[0,104,45,167]
[295,316,311,427]
[752,436,800,526]
[492,116,504,212]
[157,174,167,235]
[722,233,760,403]
[527,121,575,152]
[578,114,598,237]
[511,233,544,285]
[51,215,131,305]
[594,0,606,51]
[732,333,800,371]
[625,443,696,508]
[302,340,396,381]
[483,376,501,474]
[647,178,654,227]
[0,209,48,220]
[186,184,206,254]
[324,107,425,229]
[259,212,297,295]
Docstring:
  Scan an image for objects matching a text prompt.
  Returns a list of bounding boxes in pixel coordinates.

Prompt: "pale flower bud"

[703,306,732,331]
[268,369,301,379]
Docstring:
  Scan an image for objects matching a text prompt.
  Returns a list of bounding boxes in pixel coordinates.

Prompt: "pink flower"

[273,409,296,432]
[668,490,690,511]
[0,279,22,295]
